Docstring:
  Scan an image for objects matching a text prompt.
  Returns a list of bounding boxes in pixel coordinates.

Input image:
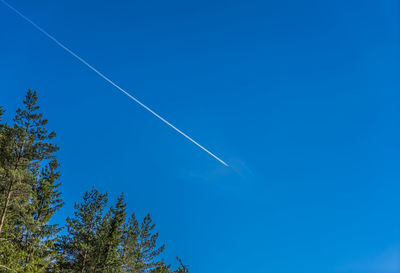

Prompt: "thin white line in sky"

[1,0,229,167]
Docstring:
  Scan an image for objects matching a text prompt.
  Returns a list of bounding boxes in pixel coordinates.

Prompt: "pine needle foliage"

[0,90,188,273]
[0,90,63,272]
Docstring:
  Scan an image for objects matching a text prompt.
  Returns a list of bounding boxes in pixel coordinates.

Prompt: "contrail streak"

[1,0,229,167]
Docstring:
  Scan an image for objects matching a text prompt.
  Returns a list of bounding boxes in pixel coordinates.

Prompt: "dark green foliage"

[0,90,188,273]
[121,213,165,272]
[97,194,127,272]
[57,189,185,273]
[174,258,189,273]
[0,90,63,272]
[57,187,108,272]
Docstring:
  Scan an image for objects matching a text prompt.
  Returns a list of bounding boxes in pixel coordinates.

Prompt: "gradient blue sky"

[1,0,399,272]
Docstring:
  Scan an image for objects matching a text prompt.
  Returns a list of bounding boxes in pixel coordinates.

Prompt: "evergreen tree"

[121,214,165,272]
[93,194,126,273]
[0,91,188,273]
[0,90,63,272]
[58,187,108,273]
[21,158,63,272]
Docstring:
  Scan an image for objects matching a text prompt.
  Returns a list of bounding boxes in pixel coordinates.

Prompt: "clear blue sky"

[1,0,399,272]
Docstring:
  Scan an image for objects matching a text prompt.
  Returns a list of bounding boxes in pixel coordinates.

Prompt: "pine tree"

[0,90,63,272]
[21,158,64,272]
[93,194,126,273]
[121,213,165,272]
[58,189,188,273]
[58,187,108,273]
[0,91,189,272]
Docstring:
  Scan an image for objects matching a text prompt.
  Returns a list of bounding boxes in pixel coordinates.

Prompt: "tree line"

[0,90,188,273]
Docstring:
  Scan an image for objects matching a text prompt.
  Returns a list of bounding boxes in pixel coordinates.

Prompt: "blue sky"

[1,0,399,272]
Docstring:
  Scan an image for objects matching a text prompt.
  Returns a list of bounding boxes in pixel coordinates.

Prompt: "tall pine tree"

[0,90,63,272]
[58,187,108,273]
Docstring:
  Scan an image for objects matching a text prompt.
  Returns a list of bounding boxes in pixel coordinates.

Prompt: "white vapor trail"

[1,0,229,167]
